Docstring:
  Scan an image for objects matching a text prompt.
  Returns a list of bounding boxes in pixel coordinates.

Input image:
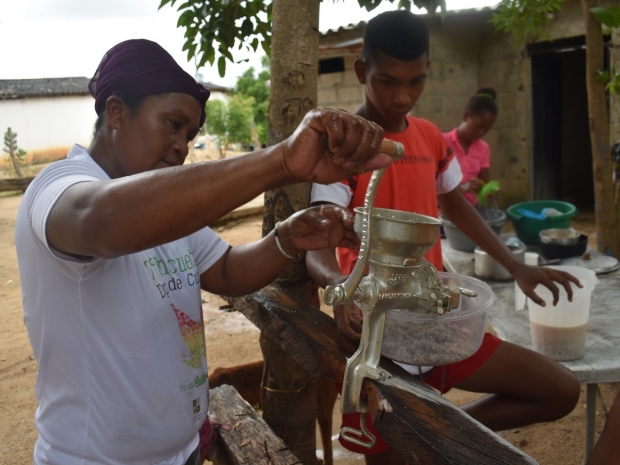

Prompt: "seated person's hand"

[333,301,363,343]
[513,264,582,307]
[460,177,485,194]
[279,204,360,255]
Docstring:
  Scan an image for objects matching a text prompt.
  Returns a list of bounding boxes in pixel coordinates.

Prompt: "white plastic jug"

[515,252,539,311]
[527,265,598,361]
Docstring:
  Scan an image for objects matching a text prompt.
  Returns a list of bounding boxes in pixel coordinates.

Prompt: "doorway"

[529,36,594,210]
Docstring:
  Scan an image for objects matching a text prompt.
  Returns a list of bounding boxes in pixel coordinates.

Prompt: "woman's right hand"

[279,109,391,184]
[333,301,363,343]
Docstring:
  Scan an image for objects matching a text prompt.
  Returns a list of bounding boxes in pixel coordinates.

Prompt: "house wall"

[317,55,364,113]
[477,27,529,208]
[0,95,95,153]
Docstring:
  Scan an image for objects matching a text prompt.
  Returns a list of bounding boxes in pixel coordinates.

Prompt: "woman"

[443,88,498,206]
[15,39,392,465]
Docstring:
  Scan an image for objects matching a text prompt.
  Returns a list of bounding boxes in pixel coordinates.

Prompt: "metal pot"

[474,245,526,281]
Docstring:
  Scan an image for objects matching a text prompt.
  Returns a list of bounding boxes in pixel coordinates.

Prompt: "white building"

[0,77,230,156]
[0,77,95,154]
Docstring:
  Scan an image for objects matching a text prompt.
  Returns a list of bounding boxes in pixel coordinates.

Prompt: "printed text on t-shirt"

[143,250,201,298]
[394,154,432,164]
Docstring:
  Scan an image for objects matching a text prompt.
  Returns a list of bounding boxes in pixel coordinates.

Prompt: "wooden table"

[441,240,620,464]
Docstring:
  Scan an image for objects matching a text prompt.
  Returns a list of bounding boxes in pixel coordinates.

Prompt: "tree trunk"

[262,1,321,464]
[581,0,620,257]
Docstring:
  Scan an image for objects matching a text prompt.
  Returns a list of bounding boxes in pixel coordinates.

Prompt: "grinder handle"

[379,139,405,161]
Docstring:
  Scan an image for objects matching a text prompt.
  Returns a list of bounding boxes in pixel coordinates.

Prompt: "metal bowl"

[539,228,581,246]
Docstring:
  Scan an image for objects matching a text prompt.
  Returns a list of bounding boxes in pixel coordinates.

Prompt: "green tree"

[491,0,620,257]
[160,0,445,77]
[3,127,26,178]
[230,57,271,147]
[205,95,255,158]
[227,94,255,145]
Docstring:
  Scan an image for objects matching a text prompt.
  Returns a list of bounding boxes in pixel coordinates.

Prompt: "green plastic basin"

[506,200,577,245]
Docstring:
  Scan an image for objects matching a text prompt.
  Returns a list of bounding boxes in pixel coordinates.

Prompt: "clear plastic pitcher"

[528,265,598,361]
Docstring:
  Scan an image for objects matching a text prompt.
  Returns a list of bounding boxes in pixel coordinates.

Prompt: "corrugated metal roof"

[0,77,91,99]
[320,5,498,36]
[200,81,230,93]
[0,77,229,100]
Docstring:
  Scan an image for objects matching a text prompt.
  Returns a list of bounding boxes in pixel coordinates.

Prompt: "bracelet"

[274,222,299,260]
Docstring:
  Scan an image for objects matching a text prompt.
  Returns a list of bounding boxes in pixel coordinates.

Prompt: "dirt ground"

[0,180,618,464]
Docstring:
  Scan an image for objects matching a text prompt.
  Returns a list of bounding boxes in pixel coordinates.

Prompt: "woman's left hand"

[512,263,582,306]
[277,205,360,256]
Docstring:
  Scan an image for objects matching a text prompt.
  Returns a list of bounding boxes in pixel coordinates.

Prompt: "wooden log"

[207,385,301,465]
[0,176,34,192]
[226,284,538,464]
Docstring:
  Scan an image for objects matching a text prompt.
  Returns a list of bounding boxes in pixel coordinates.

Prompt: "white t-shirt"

[15,145,229,465]
[310,156,462,207]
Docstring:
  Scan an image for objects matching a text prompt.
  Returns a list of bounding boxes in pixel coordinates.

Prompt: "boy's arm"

[306,230,363,342]
[437,188,580,306]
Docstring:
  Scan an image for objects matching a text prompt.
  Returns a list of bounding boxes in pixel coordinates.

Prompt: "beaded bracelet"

[274,222,299,260]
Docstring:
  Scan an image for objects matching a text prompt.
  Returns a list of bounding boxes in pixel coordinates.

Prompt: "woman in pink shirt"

[443,88,498,206]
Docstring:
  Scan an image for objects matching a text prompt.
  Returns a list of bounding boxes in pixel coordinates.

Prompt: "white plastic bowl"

[381,273,496,366]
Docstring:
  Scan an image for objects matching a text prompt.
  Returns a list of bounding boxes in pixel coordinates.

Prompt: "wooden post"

[260,1,321,463]
[581,0,620,257]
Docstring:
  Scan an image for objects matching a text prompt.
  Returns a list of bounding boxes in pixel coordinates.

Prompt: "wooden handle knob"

[380,139,405,160]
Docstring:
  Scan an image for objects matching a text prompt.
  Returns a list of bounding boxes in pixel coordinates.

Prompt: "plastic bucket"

[440,207,507,252]
[506,200,577,245]
[381,273,496,366]
[527,265,598,361]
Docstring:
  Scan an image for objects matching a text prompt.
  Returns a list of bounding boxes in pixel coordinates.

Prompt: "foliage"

[205,95,255,157]
[591,7,620,96]
[489,0,567,45]
[3,128,26,177]
[160,0,446,77]
[591,6,620,30]
[230,57,270,146]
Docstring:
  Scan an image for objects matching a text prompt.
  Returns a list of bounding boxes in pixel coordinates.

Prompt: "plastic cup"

[528,265,598,361]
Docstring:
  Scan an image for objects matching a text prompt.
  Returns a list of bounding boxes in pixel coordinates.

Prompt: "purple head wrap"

[89,39,210,126]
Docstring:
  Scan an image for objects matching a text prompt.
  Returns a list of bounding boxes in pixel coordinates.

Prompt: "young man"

[306,11,581,465]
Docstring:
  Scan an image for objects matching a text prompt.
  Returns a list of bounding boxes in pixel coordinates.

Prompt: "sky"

[0,0,498,88]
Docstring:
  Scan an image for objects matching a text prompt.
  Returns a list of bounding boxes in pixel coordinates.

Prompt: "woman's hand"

[279,109,391,184]
[513,263,582,307]
[276,204,360,257]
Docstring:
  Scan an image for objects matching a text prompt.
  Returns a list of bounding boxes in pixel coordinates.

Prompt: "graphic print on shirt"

[142,248,207,372]
[171,302,207,369]
[143,249,202,297]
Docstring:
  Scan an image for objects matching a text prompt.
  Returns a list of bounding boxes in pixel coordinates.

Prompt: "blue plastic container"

[506,200,577,245]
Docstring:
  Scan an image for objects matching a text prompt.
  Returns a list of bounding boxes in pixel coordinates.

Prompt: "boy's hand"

[280,109,390,184]
[277,204,360,256]
[333,302,363,343]
[513,264,582,307]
